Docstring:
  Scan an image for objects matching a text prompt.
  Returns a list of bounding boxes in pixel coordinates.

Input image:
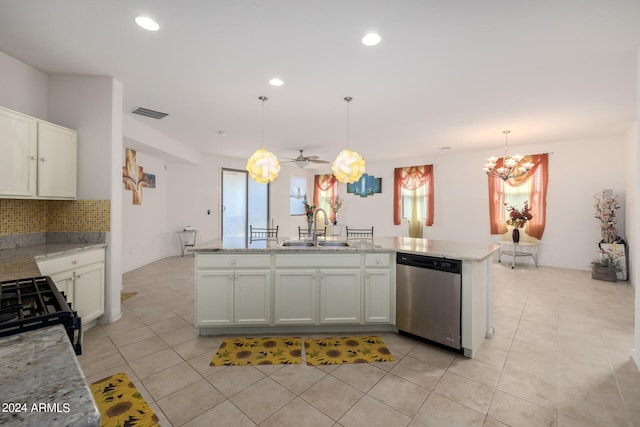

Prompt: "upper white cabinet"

[0,108,37,196]
[0,106,77,199]
[37,121,77,198]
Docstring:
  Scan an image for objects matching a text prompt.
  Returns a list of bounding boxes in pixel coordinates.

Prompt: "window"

[488,154,548,239]
[394,165,434,227]
[313,174,338,223]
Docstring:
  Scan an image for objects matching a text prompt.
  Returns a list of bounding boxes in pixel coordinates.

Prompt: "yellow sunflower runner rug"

[90,372,159,427]
[304,335,395,365]
[210,337,303,366]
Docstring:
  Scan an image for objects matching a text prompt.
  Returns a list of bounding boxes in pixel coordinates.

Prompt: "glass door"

[221,168,269,247]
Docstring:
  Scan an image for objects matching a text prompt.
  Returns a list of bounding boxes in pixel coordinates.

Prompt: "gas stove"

[0,276,82,355]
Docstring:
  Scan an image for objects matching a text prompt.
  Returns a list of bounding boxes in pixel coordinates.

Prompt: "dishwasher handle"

[396,252,462,274]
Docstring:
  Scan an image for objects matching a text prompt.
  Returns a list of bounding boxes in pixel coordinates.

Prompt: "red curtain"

[313,174,338,222]
[488,154,548,239]
[393,165,434,226]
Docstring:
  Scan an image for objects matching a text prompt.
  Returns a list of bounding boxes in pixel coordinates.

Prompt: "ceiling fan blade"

[305,155,319,160]
[310,159,330,164]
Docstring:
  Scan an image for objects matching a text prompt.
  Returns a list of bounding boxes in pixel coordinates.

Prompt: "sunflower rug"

[304,335,395,365]
[90,372,159,427]
[210,337,303,366]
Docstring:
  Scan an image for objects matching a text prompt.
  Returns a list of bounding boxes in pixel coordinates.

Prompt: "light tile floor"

[78,256,640,426]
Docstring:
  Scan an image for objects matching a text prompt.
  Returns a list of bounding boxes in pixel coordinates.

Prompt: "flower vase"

[307,219,313,238]
[332,213,338,225]
[512,227,520,243]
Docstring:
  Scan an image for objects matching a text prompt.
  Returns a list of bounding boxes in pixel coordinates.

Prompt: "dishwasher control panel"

[396,253,461,274]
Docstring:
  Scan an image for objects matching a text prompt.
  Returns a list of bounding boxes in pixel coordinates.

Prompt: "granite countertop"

[0,325,100,426]
[0,243,107,282]
[194,236,499,261]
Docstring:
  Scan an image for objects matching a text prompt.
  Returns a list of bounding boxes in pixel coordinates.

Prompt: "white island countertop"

[194,236,499,262]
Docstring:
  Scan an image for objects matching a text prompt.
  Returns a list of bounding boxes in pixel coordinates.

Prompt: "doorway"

[221,168,269,247]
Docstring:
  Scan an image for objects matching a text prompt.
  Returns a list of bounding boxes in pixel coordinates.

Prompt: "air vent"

[131,107,169,119]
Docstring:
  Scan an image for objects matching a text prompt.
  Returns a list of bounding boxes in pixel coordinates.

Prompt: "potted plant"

[593,190,627,280]
[591,243,622,282]
[330,195,343,225]
[505,201,533,243]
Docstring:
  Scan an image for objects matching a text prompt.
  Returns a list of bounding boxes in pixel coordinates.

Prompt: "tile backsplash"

[0,199,111,236]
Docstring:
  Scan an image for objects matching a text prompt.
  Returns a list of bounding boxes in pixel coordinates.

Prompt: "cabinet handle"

[76,274,81,278]
[366,273,371,278]
[40,157,47,162]
[231,259,236,265]
[72,260,79,265]
[30,156,37,160]
[376,258,381,264]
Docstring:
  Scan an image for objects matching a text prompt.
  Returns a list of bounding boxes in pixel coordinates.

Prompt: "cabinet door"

[319,269,361,324]
[0,108,37,196]
[74,262,105,323]
[37,121,77,198]
[234,270,271,325]
[196,270,234,326]
[274,270,317,324]
[364,269,392,323]
[49,270,75,309]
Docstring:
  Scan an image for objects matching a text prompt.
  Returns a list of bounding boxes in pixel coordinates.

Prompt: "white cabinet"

[37,121,77,198]
[319,269,361,323]
[196,270,235,326]
[0,108,37,196]
[195,251,395,331]
[364,254,394,324]
[274,270,317,324]
[37,248,105,324]
[0,106,77,199]
[195,254,271,326]
[364,269,392,323]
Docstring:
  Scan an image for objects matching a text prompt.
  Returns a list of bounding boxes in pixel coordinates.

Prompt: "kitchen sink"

[279,240,353,248]
[316,241,352,247]
[280,241,316,247]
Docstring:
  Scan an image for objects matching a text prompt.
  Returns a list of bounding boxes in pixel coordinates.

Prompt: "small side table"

[178,229,198,257]
[496,241,540,268]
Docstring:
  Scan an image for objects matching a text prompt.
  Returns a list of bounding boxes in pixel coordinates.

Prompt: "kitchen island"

[194,236,499,358]
[0,325,100,426]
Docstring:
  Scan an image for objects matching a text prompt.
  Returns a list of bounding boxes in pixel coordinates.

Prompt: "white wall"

[633,48,640,370]
[47,74,123,323]
[0,51,48,119]
[122,150,168,272]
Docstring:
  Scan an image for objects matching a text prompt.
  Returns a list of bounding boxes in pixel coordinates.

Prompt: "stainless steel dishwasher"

[396,252,462,350]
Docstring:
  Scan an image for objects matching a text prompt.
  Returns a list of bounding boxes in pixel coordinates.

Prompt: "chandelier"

[247,96,281,183]
[332,97,366,184]
[483,130,534,181]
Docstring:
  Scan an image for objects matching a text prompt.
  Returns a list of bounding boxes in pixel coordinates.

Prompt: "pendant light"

[247,96,281,183]
[483,130,534,181]
[332,96,365,183]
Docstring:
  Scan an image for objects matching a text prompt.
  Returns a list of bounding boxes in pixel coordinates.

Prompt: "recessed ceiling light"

[438,146,451,150]
[269,78,284,87]
[135,16,160,31]
[362,33,381,46]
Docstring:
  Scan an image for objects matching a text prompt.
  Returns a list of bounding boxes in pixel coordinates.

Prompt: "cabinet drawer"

[275,253,360,268]
[37,248,105,275]
[197,254,271,269]
[365,253,391,267]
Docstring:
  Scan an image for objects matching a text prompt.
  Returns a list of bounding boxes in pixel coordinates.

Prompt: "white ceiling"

[1,1,639,165]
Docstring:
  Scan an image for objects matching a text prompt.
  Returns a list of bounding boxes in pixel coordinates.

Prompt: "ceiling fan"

[281,149,331,168]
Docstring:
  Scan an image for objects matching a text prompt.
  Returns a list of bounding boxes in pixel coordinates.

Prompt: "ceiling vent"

[131,107,169,119]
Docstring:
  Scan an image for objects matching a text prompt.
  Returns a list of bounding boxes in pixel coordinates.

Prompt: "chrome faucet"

[312,208,329,240]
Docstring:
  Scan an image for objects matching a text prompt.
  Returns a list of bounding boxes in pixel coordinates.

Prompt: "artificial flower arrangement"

[505,201,533,228]
[330,195,343,214]
[303,200,315,221]
[593,243,623,272]
[593,190,620,243]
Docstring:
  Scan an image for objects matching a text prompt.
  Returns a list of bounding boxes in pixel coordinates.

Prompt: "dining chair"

[249,225,279,243]
[346,226,374,239]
